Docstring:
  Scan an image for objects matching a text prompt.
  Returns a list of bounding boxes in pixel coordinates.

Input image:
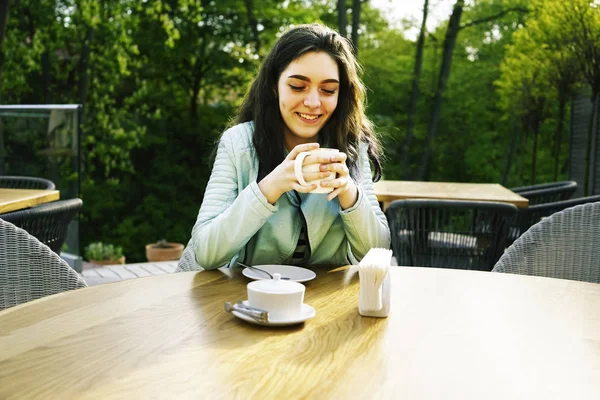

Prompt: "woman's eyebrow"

[287,74,339,84]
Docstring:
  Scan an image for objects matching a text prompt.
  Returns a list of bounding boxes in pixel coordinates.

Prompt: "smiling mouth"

[296,112,322,122]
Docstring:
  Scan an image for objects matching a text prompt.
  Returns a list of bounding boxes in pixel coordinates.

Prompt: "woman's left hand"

[319,152,358,209]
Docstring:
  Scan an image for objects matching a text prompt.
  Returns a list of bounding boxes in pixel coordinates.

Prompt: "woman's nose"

[303,90,321,108]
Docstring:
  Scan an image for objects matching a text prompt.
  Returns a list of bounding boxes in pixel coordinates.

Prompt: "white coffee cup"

[247,274,305,319]
[294,148,339,194]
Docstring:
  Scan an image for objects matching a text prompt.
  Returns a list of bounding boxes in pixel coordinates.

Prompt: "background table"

[374,180,529,210]
[1,267,599,399]
[0,188,59,213]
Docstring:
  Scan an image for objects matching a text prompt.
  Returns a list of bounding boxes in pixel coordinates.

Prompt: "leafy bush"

[84,242,124,261]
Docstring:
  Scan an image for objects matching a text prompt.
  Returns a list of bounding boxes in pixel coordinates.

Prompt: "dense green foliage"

[1,0,598,260]
[84,241,124,261]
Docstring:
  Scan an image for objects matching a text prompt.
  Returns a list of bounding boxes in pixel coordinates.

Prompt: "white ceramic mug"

[247,274,305,319]
[294,148,339,194]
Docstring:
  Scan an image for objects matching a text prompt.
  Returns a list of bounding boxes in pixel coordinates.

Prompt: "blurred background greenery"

[1,0,598,261]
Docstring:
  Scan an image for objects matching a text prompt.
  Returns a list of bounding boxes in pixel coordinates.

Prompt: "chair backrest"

[506,195,600,246]
[0,198,83,253]
[385,199,518,271]
[0,175,56,190]
[493,202,600,283]
[0,219,87,310]
[175,240,204,272]
[510,180,577,206]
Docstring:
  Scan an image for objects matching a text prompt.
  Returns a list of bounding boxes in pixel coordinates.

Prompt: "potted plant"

[84,242,126,266]
[146,239,184,262]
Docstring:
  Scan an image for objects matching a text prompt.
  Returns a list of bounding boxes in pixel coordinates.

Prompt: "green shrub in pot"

[84,242,125,265]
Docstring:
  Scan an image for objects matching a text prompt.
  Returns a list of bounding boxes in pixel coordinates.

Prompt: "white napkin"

[357,248,392,312]
[344,248,393,315]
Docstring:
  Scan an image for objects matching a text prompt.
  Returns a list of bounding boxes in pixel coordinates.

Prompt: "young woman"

[179,23,390,271]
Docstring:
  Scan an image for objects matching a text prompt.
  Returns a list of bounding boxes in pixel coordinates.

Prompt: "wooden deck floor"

[80,261,179,286]
[80,257,399,286]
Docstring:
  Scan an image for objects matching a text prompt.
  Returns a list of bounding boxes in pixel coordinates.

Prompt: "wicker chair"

[0,175,56,190]
[506,195,600,247]
[175,240,205,272]
[0,198,83,253]
[510,180,577,206]
[493,201,600,283]
[385,199,518,271]
[0,219,87,310]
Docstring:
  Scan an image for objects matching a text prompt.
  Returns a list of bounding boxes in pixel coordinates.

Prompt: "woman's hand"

[318,152,359,209]
[258,143,333,204]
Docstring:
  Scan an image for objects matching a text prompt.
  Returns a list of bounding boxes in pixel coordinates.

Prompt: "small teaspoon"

[236,261,291,280]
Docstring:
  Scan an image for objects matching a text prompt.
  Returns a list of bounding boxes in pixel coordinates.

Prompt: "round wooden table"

[1,267,599,399]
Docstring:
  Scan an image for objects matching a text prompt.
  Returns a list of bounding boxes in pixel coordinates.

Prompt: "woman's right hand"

[258,143,335,204]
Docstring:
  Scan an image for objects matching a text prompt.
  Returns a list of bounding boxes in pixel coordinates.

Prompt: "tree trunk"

[243,0,260,54]
[338,0,347,37]
[0,0,10,50]
[190,74,202,120]
[501,117,519,185]
[417,0,464,180]
[0,0,10,173]
[402,0,429,179]
[350,0,361,54]
[78,26,94,123]
[552,96,566,181]
[0,0,11,101]
[41,51,50,103]
[584,92,599,196]
[0,0,9,50]
[531,119,540,185]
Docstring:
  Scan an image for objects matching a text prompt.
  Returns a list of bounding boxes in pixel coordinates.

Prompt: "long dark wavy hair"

[233,23,383,182]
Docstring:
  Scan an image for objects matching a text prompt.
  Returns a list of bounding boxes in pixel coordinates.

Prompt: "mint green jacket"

[187,122,390,270]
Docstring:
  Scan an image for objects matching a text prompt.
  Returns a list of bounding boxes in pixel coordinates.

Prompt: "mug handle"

[294,151,311,186]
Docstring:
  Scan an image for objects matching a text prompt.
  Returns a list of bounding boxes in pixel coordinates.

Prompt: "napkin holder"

[358,267,391,317]
[356,248,393,318]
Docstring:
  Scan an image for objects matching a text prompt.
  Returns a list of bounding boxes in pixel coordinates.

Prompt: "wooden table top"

[1,267,599,399]
[0,188,60,214]
[374,180,529,208]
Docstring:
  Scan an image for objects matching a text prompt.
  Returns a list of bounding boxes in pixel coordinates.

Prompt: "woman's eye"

[289,85,304,91]
[322,89,337,95]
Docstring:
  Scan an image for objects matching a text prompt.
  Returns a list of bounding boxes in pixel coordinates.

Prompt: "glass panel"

[0,104,82,260]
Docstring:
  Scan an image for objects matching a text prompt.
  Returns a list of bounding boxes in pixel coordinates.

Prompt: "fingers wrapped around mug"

[298,169,334,185]
[286,143,320,161]
[302,151,343,165]
[292,181,319,193]
[318,159,353,201]
[293,148,340,194]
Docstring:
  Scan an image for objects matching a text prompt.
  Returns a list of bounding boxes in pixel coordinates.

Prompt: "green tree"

[402,0,429,179]
[360,27,414,179]
[543,0,600,195]
[496,0,595,187]
[497,31,551,185]
[525,1,580,180]
[417,0,529,180]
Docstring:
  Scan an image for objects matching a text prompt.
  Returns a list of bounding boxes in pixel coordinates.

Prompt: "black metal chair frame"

[506,195,600,247]
[385,199,518,271]
[0,175,56,190]
[510,180,577,206]
[0,198,83,253]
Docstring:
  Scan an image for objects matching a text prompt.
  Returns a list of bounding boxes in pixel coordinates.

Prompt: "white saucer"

[231,301,316,326]
[242,265,316,282]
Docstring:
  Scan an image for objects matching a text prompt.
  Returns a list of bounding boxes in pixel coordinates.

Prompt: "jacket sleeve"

[191,129,278,270]
[339,144,391,263]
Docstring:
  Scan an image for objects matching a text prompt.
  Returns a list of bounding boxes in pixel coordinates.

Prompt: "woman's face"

[276,51,340,149]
